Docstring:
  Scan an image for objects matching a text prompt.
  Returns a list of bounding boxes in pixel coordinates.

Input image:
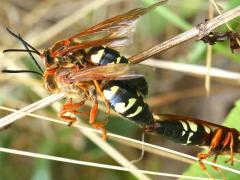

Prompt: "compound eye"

[43,49,55,68]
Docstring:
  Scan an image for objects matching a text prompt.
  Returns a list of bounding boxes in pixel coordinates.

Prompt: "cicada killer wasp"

[3,1,167,139]
[146,114,240,178]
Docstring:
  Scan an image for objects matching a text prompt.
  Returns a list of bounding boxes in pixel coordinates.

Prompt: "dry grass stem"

[130,5,240,64]
[142,59,240,82]
[0,93,65,128]
[1,106,240,175]
[0,147,212,180]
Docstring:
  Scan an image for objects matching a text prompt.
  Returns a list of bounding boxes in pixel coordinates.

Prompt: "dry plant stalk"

[129,5,240,64]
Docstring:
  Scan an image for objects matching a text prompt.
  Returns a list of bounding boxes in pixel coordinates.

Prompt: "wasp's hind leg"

[89,87,107,140]
[224,132,235,165]
[93,80,110,114]
[197,153,214,179]
[59,98,85,126]
[197,128,227,179]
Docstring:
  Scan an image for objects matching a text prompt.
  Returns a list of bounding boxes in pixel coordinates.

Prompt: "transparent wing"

[65,64,144,83]
[66,1,166,50]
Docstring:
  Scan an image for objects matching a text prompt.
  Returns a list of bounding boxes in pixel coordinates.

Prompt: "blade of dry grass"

[1,106,240,175]
[0,93,65,128]
[205,2,214,96]
[0,147,213,180]
[0,105,193,165]
[141,59,240,83]
[0,97,150,180]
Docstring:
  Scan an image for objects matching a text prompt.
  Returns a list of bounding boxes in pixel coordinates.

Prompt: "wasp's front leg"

[59,98,85,126]
[89,87,107,140]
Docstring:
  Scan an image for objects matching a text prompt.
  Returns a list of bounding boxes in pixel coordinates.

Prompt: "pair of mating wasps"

[3,1,240,178]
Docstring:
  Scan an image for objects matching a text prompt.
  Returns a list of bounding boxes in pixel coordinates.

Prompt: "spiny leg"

[93,80,110,114]
[197,153,213,179]
[224,132,234,165]
[197,129,225,179]
[59,98,85,126]
[211,155,226,180]
[89,89,107,140]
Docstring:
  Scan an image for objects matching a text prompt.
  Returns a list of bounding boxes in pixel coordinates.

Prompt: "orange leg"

[89,92,107,140]
[224,132,234,165]
[211,129,223,149]
[59,98,85,126]
[197,153,226,179]
[197,153,213,179]
[197,129,227,179]
[93,80,110,114]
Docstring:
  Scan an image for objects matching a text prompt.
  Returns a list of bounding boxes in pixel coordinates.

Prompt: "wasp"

[3,1,167,139]
[146,114,240,178]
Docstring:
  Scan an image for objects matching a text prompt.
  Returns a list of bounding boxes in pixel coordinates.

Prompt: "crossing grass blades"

[2,1,240,179]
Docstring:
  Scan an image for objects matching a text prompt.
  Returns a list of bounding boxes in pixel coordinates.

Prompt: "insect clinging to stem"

[2,1,167,139]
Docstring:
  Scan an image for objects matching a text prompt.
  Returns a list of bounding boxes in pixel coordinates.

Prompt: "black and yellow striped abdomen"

[102,81,154,125]
[152,114,213,145]
[86,46,128,65]
[85,46,154,125]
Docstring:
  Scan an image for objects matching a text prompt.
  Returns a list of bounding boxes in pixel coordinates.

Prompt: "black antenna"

[5,28,41,55]
[3,48,40,55]
[4,28,44,74]
[2,69,43,77]
[18,33,44,74]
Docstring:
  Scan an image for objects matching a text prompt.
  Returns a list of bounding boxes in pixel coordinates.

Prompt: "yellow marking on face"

[203,125,211,134]
[126,106,143,118]
[103,86,119,100]
[188,121,198,132]
[186,132,194,144]
[116,57,121,63]
[179,120,188,131]
[91,49,104,64]
[114,98,136,113]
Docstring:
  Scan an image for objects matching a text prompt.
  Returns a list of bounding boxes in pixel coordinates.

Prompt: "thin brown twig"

[129,5,240,64]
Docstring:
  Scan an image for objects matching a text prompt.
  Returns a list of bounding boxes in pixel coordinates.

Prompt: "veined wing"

[64,64,144,83]
[60,1,166,54]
